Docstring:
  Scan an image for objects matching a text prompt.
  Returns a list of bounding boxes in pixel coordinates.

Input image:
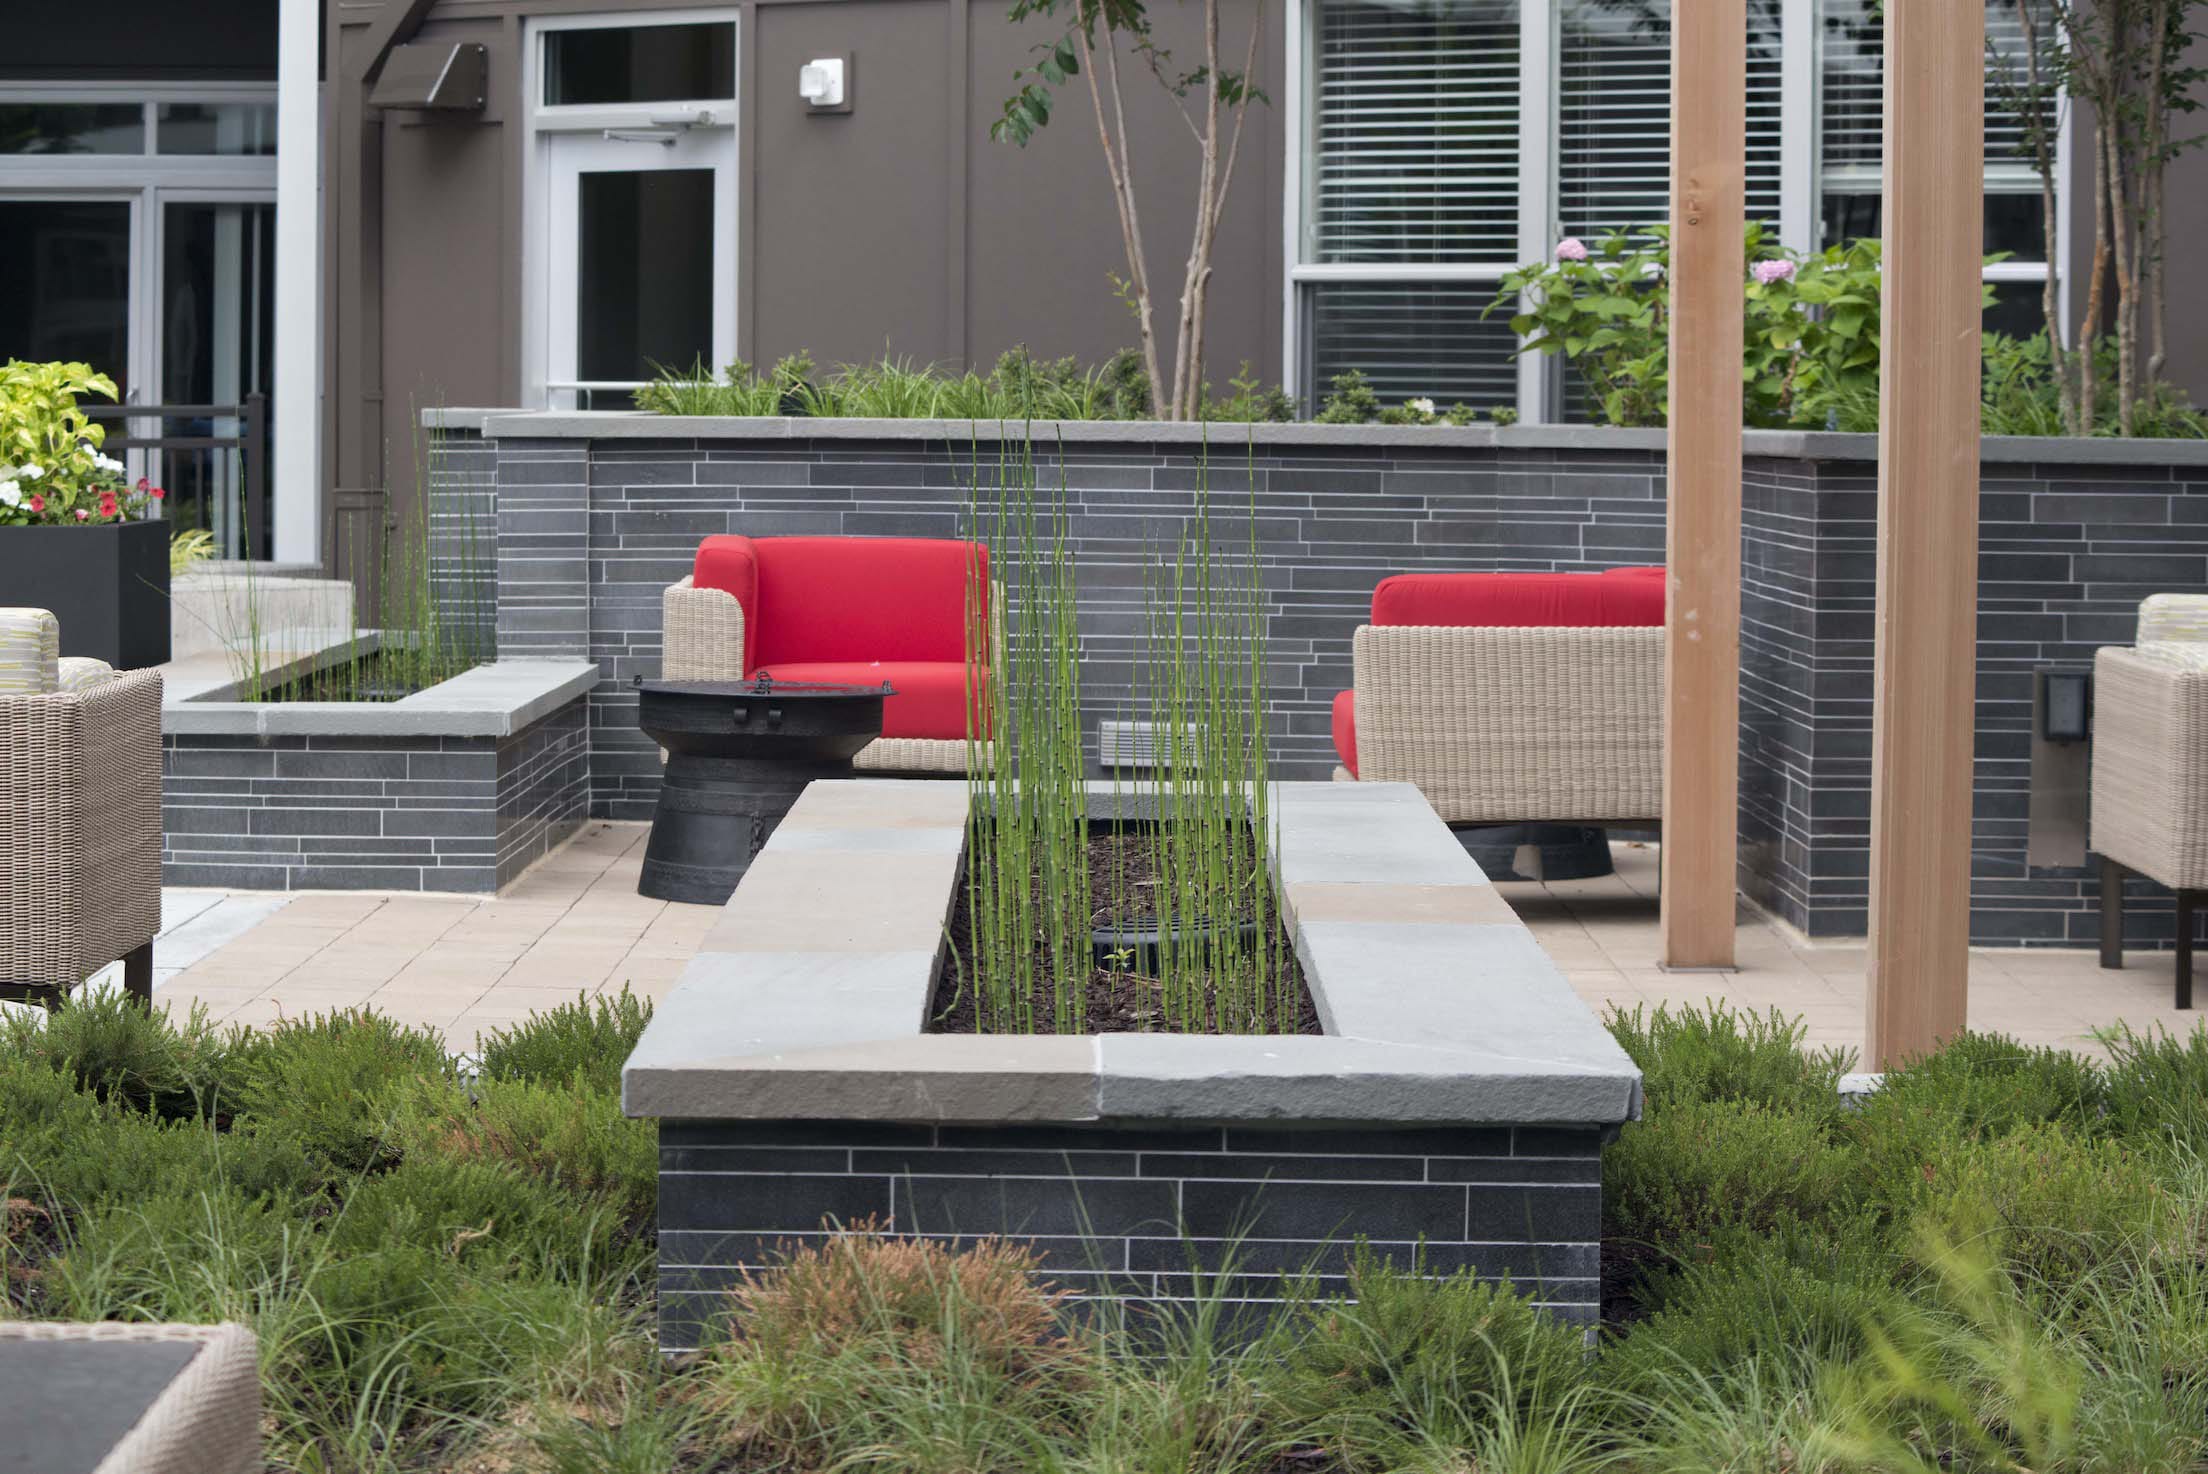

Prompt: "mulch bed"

[930,827,1321,1037]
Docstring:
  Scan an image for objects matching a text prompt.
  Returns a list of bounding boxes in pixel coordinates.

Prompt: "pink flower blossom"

[1753,258,1797,285]
[75,509,88,520]
[1555,237,1589,263]
[27,495,43,514]
[148,485,165,500]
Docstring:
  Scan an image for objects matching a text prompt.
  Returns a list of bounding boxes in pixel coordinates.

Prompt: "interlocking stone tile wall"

[654,1119,1605,1352]
[160,703,589,892]
[440,422,2208,943]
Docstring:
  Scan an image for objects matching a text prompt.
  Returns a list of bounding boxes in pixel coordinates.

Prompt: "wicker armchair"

[1332,570,1666,826]
[0,1321,261,1474]
[0,607,164,1007]
[663,535,992,773]
[2092,593,2208,1008]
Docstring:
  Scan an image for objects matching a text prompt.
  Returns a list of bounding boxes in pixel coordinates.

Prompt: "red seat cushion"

[1370,569,1665,628]
[752,661,987,741]
[1332,689,1359,778]
[693,534,989,673]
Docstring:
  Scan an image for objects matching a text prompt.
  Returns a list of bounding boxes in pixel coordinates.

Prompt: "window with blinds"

[1817,0,2059,263]
[1556,0,1786,240]
[1308,0,1521,263]
[1305,282,1524,406]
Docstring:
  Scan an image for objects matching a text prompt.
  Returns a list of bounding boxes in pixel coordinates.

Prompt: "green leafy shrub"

[1845,1031,2107,1208]
[477,987,652,1095]
[234,1009,449,1177]
[0,993,253,1120]
[394,1073,657,1225]
[1914,1122,2171,1295]
[1273,1254,1587,1467]
[1605,1096,1857,1256]
[1601,1218,1901,1398]
[1606,1001,1854,1117]
[2101,1022,2208,1150]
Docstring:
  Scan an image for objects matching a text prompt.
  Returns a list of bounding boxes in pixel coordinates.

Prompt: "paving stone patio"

[113,824,2206,1061]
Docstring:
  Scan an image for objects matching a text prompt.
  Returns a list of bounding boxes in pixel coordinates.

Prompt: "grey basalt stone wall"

[656,1119,1604,1352]
[434,415,2208,944]
[161,704,589,893]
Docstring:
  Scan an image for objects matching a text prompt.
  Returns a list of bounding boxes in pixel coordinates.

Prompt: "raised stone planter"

[624,777,1640,1351]
[161,658,597,892]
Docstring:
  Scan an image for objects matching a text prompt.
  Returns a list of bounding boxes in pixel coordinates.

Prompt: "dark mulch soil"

[930,828,1321,1037]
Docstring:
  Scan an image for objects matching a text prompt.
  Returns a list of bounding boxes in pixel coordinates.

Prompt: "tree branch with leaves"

[992,0,1268,421]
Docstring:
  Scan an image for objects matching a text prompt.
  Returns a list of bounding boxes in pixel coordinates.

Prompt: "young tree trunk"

[2143,0,2172,385]
[2079,115,2111,436]
[1172,0,1264,420]
[1079,23,1166,410]
[2105,115,2139,436]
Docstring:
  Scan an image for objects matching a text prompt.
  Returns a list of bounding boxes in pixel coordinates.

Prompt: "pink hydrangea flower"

[1753,258,1797,285]
[1555,237,1589,263]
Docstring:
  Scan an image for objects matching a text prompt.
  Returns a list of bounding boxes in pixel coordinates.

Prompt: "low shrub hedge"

[4,994,2205,1472]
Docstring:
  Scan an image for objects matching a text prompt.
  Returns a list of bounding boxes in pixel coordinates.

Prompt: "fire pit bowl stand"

[634,676,890,905]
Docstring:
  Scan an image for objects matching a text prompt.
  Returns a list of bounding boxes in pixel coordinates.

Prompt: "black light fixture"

[2040,668,2093,743]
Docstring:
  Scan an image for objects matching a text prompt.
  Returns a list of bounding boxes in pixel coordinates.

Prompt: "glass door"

[160,198,274,556]
[545,129,734,408]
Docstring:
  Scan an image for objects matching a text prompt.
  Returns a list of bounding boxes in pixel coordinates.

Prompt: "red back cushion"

[1370,569,1665,628]
[693,535,989,669]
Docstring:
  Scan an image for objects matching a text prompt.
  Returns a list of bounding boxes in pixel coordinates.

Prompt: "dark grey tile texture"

[161,699,588,893]
[654,1118,1607,1352]
[439,427,2208,944]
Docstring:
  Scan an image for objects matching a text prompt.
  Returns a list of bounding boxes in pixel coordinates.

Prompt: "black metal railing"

[83,394,268,552]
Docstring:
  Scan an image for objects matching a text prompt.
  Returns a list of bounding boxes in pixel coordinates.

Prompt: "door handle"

[603,128,678,146]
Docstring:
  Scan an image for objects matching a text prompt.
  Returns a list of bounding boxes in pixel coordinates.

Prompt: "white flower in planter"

[16,464,43,480]
[0,480,20,509]
[1407,397,1437,417]
[92,452,124,474]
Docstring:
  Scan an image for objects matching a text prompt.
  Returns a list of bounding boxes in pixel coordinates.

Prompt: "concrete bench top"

[162,656,599,738]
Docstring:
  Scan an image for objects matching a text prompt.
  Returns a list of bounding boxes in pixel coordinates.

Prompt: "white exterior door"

[544,127,736,409]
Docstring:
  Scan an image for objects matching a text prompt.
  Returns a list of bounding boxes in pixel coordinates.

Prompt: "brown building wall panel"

[748,0,958,368]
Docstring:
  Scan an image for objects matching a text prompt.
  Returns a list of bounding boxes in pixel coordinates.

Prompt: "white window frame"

[520,7,743,411]
[1282,0,2072,424]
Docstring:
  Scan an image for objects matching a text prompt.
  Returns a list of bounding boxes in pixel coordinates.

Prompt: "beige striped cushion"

[55,656,117,693]
[2137,594,2208,644]
[0,607,59,696]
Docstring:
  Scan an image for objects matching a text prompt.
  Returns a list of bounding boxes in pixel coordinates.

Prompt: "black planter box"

[0,520,170,669]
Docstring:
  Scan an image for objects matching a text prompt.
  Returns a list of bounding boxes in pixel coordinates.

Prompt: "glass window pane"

[1309,0,1520,265]
[1558,0,1785,241]
[1819,191,2048,261]
[157,102,277,156]
[576,169,716,383]
[162,201,277,556]
[0,103,144,155]
[545,25,735,106]
[1303,281,1520,412]
[1986,279,2048,339]
[0,200,133,393]
[1817,1,2058,207]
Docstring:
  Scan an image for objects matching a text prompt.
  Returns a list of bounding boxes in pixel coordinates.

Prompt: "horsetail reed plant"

[960,431,1091,1033]
[954,428,1293,1035]
[1127,433,1288,1033]
[218,401,493,703]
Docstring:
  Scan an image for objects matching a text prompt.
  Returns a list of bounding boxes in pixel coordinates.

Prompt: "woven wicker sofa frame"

[0,1321,261,1474]
[2090,594,2208,1008]
[0,665,163,1006]
[1343,624,1665,827]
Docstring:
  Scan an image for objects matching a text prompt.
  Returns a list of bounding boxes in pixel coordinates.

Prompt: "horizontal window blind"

[1310,0,1522,263]
[1305,282,1522,407]
[1818,0,2057,186]
[1556,0,1786,240]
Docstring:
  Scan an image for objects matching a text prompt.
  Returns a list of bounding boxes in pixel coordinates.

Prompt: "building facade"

[5,0,2196,570]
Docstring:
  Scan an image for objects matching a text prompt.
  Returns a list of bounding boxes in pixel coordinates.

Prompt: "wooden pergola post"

[1866,0,1985,1066]
[1660,0,1744,970]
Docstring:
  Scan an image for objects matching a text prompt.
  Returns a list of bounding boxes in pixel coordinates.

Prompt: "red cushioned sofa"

[662,535,988,771]
[1332,566,1666,824]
